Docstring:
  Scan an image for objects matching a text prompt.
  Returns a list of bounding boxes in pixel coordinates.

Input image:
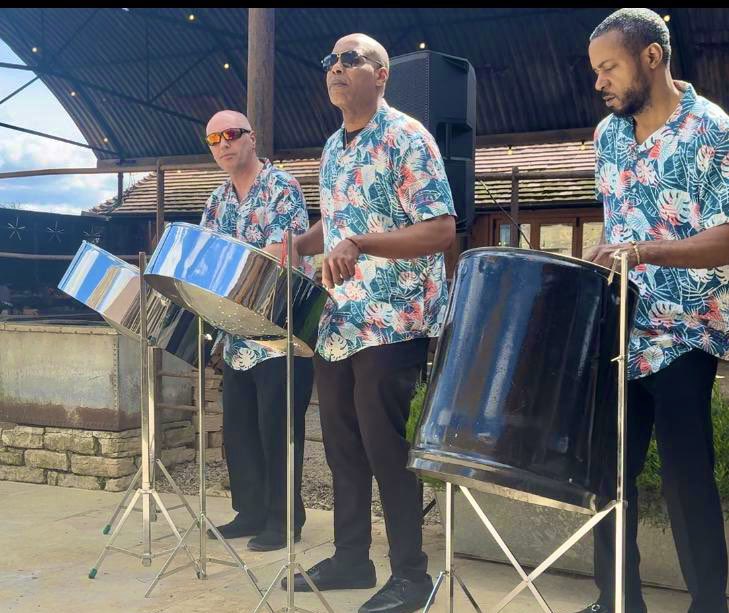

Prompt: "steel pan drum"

[58,241,207,366]
[144,223,330,358]
[408,248,637,513]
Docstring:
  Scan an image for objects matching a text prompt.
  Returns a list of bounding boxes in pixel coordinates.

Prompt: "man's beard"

[611,72,651,117]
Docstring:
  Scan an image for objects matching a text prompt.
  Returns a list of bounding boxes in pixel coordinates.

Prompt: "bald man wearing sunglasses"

[200,110,315,552]
[273,34,456,613]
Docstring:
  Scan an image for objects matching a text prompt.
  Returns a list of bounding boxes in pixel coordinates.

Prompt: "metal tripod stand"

[89,252,200,579]
[144,316,267,604]
[253,229,334,613]
[423,251,631,613]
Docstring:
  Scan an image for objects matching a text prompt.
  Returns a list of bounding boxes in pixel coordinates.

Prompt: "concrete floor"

[0,481,692,613]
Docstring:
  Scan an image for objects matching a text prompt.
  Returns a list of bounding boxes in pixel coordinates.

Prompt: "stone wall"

[0,420,196,491]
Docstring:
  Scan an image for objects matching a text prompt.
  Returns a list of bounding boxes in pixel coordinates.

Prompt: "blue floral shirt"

[317,101,456,361]
[200,159,314,371]
[595,83,729,379]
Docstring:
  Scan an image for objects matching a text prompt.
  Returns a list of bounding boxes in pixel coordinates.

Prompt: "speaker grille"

[387,55,430,127]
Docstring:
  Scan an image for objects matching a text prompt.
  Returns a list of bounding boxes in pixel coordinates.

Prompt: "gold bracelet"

[629,240,641,266]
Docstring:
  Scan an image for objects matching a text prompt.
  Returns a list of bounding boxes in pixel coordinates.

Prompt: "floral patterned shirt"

[317,101,456,361]
[595,83,729,379]
[200,159,314,371]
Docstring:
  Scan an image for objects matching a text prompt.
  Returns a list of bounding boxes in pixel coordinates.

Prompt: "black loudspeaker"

[386,50,476,232]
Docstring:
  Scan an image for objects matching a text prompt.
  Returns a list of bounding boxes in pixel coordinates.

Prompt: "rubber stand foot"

[88,568,97,579]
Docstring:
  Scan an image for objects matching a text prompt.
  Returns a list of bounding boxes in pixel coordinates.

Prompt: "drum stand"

[424,251,630,613]
[144,315,267,604]
[89,253,200,579]
[253,230,334,613]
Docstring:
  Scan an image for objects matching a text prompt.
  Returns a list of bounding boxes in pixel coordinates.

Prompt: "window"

[539,224,573,255]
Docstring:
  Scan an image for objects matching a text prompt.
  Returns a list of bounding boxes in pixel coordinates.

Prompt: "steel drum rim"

[460,245,617,276]
[458,245,640,296]
[161,222,328,292]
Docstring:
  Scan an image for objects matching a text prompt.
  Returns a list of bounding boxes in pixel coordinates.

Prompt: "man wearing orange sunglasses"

[200,110,315,552]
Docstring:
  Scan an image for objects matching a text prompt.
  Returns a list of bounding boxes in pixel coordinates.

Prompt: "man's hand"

[322,238,360,288]
[584,243,639,269]
[262,241,301,269]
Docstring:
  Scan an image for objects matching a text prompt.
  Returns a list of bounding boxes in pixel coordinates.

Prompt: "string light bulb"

[188,13,195,21]
[103,137,108,143]
[223,62,230,70]
[418,42,426,50]
[31,46,38,53]
[70,90,76,97]
[580,140,586,151]
[663,14,670,23]
[507,146,513,156]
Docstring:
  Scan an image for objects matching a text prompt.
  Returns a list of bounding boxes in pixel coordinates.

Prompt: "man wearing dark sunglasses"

[274,33,457,613]
[200,110,315,553]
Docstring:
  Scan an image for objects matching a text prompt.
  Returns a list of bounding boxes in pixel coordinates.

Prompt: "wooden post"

[155,160,164,249]
[510,166,520,247]
[117,172,123,209]
[247,8,275,160]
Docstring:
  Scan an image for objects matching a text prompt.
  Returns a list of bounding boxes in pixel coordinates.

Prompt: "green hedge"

[409,383,729,526]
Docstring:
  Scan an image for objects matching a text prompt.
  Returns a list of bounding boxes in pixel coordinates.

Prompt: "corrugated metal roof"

[93,140,597,216]
[1,8,726,161]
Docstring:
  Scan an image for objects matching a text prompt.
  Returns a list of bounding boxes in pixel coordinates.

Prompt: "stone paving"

[0,480,695,613]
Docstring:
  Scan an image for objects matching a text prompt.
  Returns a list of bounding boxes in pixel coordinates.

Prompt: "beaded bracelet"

[629,240,641,266]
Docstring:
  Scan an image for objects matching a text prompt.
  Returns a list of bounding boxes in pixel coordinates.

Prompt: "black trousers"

[222,356,313,532]
[593,349,727,613]
[315,338,430,582]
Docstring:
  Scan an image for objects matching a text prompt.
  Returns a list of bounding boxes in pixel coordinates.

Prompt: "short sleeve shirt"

[200,159,314,371]
[317,101,456,361]
[594,83,729,379]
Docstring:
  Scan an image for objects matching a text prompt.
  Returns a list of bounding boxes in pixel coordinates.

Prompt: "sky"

[0,39,141,215]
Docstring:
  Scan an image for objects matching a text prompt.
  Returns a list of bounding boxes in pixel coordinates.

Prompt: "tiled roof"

[92,141,597,216]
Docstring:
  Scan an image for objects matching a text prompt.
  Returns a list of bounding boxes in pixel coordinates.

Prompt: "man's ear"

[376,67,388,89]
[644,42,664,70]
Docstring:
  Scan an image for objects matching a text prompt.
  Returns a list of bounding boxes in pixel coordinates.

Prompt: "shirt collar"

[335,100,389,146]
[618,81,697,146]
[223,158,270,203]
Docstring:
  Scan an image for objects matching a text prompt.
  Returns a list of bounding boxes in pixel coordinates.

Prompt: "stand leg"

[89,488,142,578]
[100,465,141,535]
[251,229,335,613]
[156,458,198,521]
[614,251,629,613]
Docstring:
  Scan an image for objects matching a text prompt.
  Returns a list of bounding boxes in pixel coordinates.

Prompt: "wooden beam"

[247,8,276,160]
[155,160,165,249]
[476,127,594,148]
[97,153,216,170]
[509,167,519,247]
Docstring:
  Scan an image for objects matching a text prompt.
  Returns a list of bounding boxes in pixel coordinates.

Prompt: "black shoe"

[281,557,377,592]
[358,575,434,613]
[207,515,264,540]
[247,529,302,552]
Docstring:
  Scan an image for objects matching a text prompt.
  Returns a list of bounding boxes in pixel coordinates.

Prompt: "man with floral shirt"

[576,9,729,613]
[200,110,315,552]
[276,33,456,613]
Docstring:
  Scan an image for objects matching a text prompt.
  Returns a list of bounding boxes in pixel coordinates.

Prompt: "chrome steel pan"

[144,222,330,358]
[58,241,206,366]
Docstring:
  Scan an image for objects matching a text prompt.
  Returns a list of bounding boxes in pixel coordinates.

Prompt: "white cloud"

[0,129,97,171]
[1,202,87,216]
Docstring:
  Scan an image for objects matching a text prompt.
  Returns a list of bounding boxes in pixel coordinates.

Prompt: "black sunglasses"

[321,50,384,73]
[205,127,251,146]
